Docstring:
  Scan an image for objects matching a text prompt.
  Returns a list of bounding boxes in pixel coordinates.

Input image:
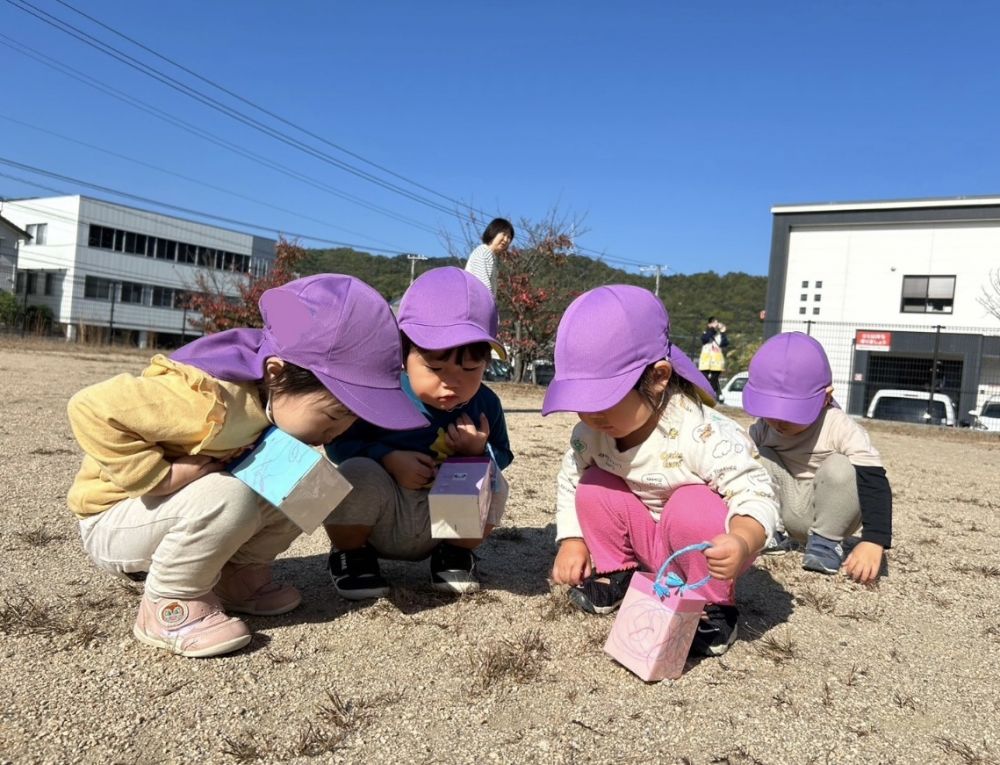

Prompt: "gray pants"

[756,448,861,543]
[325,457,508,560]
[79,472,302,600]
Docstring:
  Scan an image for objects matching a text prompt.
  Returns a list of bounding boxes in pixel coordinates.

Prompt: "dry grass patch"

[795,585,836,614]
[469,628,549,693]
[13,526,66,547]
[753,629,797,663]
[0,594,104,645]
[934,737,1000,764]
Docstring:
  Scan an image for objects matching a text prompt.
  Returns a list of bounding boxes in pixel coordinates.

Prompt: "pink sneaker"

[214,563,302,616]
[133,593,251,658]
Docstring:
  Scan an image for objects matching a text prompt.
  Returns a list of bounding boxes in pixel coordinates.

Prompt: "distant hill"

[301,247,767,370]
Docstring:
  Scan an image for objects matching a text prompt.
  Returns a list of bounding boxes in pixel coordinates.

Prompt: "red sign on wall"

[855,330,892,352]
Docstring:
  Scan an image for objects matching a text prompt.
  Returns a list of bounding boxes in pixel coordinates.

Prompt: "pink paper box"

[428,457,493,539]
[604,571,707,681]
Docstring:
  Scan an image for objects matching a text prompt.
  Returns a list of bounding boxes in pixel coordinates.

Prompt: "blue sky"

[2,1,998,275]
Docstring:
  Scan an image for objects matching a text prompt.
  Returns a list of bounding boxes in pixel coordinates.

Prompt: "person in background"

[464,217,514,296]
[66,275,425,658]
[325,267,513,599]
[543,285,778,657]
[743,332,892,584]
[699,316,729,399]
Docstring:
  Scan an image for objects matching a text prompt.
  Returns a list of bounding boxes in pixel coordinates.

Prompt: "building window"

[815,281,823,288]
[26,272,38,294]
[151,286,175,307]
[801,280,808,288]
[26,223,48,245]
[800,293,807,301]
[812,307,820,315]
[120,281,145,304]
[44,273,55,295]
[799,307,806,315]
[901,275,955,314]
[84,275,114,300]
[814,294,821,302]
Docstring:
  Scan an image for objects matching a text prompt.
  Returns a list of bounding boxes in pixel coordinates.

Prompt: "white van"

[718,371,748,408]
[969,399,1000,432]
[866,389,957,427]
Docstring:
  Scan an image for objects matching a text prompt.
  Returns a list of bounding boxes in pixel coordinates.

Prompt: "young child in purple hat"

[324,267,513,598]
[743,332,892,584]
[542,285,778,657]
[67,274,425,658]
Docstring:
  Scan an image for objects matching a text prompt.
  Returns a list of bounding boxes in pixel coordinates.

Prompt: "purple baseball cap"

[172,274,427,431]
[397,267,506,359]
[742,332,833,425]
[541,285,716,415]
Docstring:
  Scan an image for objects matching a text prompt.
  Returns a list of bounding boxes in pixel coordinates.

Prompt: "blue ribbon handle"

[652,541,712,599]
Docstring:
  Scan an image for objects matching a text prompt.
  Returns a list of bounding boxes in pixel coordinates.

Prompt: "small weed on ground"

[469,628,549,694]
[13,526,66,547]
[934,736,1000,764]
[754,629,797,663]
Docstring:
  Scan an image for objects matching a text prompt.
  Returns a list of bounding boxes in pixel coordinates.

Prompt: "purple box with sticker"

[428,457,493,539]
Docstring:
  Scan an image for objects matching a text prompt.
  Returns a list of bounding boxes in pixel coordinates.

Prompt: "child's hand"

[149,454,224,496]
[844,541,884,585]
[551,538,592,586]
[444,413,490,456]
[703,533,752,581]
[382,450,437,489]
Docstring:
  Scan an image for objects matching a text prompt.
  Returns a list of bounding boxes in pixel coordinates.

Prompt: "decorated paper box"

[230,426,352,534]
[428,457,493,539]
[604,569,707,682]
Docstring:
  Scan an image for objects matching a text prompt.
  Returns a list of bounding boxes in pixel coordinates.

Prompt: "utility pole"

[640,264,668,298]
[108,281,118,345]
[407,253,428,285]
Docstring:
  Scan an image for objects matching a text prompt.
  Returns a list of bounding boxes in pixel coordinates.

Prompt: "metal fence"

[749,318,1000,428]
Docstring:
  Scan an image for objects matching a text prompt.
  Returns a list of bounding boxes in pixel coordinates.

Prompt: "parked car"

[483,358,512,382]
[528,360,555,386]
[718,371,748,408]
[866,389,957,427]
[969,399,1000,432]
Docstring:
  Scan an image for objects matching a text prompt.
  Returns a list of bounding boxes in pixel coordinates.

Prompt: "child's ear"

[652,360,673,391]
[825,385,835,405]
[263,357,285,382]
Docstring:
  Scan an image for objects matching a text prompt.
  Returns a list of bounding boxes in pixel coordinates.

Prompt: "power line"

[5,0,460,218]
[3,2,653,270]
[52,0,476,215]
[0,34,442,237]
[0,159,420,254]
[0,114,408,251]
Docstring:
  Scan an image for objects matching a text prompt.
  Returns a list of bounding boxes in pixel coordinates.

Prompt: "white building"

[766,196,1000,419]
[0,213,31,294]
[3,195,275,346]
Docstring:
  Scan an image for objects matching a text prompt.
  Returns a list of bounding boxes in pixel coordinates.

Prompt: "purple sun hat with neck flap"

[742,332,835,426]
[541,285,716,415]
[171,273,427,430]
[397,267,506,359]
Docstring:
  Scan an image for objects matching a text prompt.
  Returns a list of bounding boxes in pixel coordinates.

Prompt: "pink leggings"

[576,467,750,606]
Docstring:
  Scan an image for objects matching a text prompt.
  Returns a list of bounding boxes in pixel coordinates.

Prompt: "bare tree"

[978,268,1000,321]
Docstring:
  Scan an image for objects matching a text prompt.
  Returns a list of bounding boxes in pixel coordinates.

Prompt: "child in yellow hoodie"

[68,274,425,657]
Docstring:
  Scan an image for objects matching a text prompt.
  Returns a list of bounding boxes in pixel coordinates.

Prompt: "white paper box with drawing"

[429,457,493,538]
[230,427,352,534]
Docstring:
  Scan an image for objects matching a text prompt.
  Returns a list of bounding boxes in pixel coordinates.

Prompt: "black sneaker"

[567,570,633,615]
[430,543,481,594]
[689,604,739,656]
[328,545,390,600]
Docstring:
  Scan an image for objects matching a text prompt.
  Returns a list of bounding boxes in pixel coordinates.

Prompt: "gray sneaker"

[802,534,844,575]
[762,531,799,556]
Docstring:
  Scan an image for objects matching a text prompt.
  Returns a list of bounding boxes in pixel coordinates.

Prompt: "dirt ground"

[1,343,999,765]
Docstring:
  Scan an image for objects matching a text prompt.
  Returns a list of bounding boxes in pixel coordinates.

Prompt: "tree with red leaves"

[184,238,306,333]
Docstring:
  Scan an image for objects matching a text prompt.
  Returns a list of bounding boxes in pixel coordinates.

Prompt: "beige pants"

[79,472,302,599]
[756,449,861,543]
[326,457,508,560]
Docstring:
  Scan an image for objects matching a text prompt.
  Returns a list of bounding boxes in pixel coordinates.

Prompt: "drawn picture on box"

[235,434,314,499]
[607,598,701,664]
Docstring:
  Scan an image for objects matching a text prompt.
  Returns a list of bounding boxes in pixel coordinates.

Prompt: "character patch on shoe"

[158,601,188,627]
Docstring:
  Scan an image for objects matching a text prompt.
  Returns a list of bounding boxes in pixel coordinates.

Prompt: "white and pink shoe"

[133,593,251,658]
